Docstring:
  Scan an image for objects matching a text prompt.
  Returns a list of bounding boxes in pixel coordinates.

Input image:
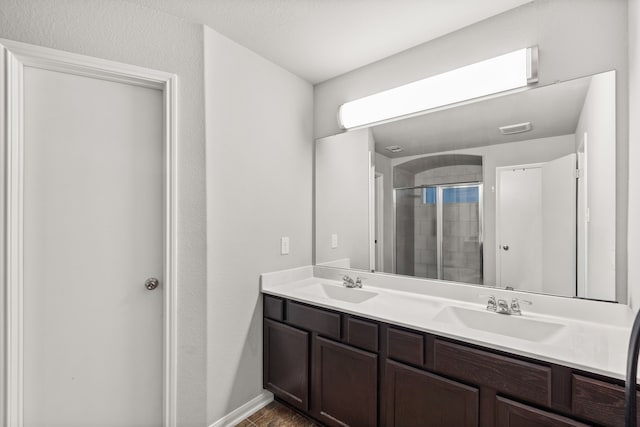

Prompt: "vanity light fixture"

[338,47,539,130]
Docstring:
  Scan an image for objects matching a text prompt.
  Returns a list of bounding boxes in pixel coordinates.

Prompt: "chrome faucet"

[343,275,356,288]
[496,298,510,314]
[481,295,532,315]
[342,275,363,288]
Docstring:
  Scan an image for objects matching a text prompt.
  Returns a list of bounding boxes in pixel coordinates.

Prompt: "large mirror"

[315,70,617,301]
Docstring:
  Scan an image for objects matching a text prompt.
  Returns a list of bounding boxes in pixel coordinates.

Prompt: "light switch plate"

[331,233,338,249]
[280,237,290,255]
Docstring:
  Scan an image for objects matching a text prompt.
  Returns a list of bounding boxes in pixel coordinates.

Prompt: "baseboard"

[209,391,274,427]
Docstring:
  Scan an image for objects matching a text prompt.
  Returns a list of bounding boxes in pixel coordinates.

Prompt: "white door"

[497,166,542,291]
[21,65,164,426]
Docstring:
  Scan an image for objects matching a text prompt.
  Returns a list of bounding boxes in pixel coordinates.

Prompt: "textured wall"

[203,26,313,424]
[0,1,207,425]
[575,72,618,300]
[315,129,372,271]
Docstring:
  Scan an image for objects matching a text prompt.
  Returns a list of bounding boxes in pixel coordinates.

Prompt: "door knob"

[502,245,509,251]
[145,277,159,290]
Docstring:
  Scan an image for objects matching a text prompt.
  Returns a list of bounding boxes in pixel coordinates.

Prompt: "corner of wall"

[628,0,640,312]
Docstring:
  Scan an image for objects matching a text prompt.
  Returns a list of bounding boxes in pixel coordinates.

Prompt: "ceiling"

[123,0,532,84]
[371,76,592,158]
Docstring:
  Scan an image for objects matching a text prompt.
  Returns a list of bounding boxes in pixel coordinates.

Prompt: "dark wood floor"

[234,401,320,427]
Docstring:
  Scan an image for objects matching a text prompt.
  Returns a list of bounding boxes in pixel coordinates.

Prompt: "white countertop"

[261,266,636,382]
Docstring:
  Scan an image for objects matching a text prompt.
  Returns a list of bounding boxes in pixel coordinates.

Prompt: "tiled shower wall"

[413,199,437,278]
[441,201,481,284]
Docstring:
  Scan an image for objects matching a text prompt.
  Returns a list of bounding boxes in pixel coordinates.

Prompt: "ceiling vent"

[385,145,404,153]
[499,122,532,135]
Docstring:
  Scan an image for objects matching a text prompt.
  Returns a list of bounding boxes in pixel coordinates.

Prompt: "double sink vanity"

[261,266,635,427]
[280,9,629,423]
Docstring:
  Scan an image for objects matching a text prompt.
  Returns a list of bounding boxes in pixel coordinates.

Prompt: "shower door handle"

[502,245,509,251]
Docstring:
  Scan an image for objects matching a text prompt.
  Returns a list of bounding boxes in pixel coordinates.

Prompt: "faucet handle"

[355,277,364,288]
[479,294,497,311]
[510,298,532,315]
[342,275,355,287]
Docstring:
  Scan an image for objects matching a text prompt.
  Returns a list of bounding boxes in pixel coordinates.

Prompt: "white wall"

[203,27,313,424]
[393,135,575,286]
[0,33,5,423]
[0,1,207,425]
[575,72,617,300]
[315,0,628,302]
[315,129,372,271]
[629,0,640,311]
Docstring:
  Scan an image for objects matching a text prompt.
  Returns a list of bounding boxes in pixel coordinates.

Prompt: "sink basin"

[433,306,565,342]
[300,282,378,303]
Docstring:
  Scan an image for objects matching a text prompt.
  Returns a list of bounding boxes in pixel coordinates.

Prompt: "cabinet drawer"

[286,300,341,339]
[496,396,589,427]
[346,316,378,352]
[387,327,424,367]
[264,295,284,321]
[572,374,640,426]
[434,339,551,406]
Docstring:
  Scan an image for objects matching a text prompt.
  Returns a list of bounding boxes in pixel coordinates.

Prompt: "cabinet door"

[312,336,378,427]
[264,319,309,410]
[384,359,478,427]
[572,374,640,426]
[496,397,589,427]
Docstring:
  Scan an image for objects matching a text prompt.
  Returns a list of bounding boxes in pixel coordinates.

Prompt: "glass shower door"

[394,183,483,284]
[440,184,483,284]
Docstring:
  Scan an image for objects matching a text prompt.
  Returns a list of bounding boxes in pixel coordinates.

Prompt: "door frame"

[1,39,178,427]
[374,172,384,272]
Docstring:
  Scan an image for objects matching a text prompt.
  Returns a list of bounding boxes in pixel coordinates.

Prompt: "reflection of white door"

[3,40,176,427]
[497,166,543,291]
[496,155,577,295]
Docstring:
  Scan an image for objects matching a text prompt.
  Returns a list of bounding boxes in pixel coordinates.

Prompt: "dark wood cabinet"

[384,359,479,427]
[312,336,378,427]
[263,294,635,427]
[496,397,589,427]
[286,300,341,340]
[387,327,425,368]
[434,339,552,407]
[264,295,284,321]
[345,316,378,352]
[572,374,640,426]
[263,318,309,410]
